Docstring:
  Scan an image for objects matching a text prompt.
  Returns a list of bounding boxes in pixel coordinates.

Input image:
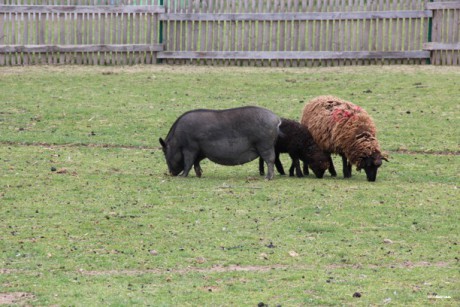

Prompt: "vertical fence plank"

[326,0,333,66]
[146,2,153,64]
[76,10,83,64]
[59,11,65,64]
[111,10,117,65]
[269,0,277,66]
[249,0,256,66]
[254,0,262,66]
[3,12,8,66]
[185,0,193,64]
[376,0,383,64]
[11,11,17,65]
[99,11,106,65]
[332,0,340,66]
[23,11,30,65]
[278,0,285,67]
[52,11,58,64]
[216,0,224,66]
[296,0,305,67]
[452,7,459,65]
[261,0,269,66]
[191,0,198,63]
[241,0,249,66]
[446,7,453,65]
[0,5,3,67]
[206,0,214,65]
[180,0,186,65]
[432,6,442,65]
[313,0,320,66]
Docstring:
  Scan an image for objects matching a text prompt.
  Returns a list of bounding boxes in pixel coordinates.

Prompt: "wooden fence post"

[158,0,164,63]
[427,0,433,64]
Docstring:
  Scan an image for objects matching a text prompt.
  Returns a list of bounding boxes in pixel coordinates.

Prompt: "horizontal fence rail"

[0,0,459,66]
[159,11,433,21]
[157,50,431,59]
[0,5,164,14]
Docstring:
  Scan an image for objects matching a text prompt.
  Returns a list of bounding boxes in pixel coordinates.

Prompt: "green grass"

[0,66,459,306]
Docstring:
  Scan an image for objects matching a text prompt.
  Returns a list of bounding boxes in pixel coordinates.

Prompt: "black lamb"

[259,118,330,178]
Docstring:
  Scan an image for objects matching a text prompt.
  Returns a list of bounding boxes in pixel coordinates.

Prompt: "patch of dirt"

[0,141,159,151]
[3,141,459,156]
[77,261,454,276]
[390,149,460,156]
[79,264,287,276]
[201,286,221,293]
[0,292,34,305]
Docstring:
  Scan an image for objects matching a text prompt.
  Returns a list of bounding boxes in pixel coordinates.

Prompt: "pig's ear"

[159,138,166,148]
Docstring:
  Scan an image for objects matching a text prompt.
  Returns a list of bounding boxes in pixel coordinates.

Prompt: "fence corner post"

[426,0,434,65]
[158,0,164,64]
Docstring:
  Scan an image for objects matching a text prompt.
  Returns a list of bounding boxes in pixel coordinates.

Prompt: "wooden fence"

[0,0,459,66]
[425,1,460,65]
[0,0,164,65]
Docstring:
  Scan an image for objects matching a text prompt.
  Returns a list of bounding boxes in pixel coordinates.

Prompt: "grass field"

[0,65,459,306]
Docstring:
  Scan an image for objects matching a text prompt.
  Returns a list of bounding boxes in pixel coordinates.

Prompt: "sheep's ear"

[381,153,389,162]
[159,138,166,148]
[357,157,366,170]
[356,131,371,140]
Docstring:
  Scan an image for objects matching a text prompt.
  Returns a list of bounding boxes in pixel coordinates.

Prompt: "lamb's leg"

[194,161,203,178]
[259,157,265,176]
[303,162,310,176]
[289,157,303,178]
[341,154,352,178]
[328,154,337,177]
[274,152,286,175]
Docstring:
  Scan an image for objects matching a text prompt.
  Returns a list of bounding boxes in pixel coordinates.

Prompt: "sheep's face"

[359,152,387,182]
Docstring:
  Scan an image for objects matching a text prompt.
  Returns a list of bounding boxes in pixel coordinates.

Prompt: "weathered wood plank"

[423,42,460,51]
[426,2,460,10]
[0,6,165,14]
[159,11,432,21]
[0,44,164,53]
[157,50,430,59]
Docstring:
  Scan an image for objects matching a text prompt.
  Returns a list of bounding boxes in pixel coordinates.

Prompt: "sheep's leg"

[275,152,286,175]
[259,157,265,176]
[328,154,337,177]
[341,154,352,178]
[289,157,303,178]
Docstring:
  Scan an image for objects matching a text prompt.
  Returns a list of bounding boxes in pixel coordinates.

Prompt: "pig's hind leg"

[258,148,276,180]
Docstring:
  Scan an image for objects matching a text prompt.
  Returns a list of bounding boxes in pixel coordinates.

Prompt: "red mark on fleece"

[332,109,355,122]
[331,105,363,122]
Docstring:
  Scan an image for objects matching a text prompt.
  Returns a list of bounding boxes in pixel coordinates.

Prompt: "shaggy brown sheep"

[259,118,330,178]
[300,95,387,182]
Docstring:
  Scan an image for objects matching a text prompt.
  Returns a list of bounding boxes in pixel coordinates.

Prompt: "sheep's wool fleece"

[300,95,381,166]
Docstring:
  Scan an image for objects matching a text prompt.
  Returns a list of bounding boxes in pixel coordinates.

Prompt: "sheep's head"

[357,151,389,182]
